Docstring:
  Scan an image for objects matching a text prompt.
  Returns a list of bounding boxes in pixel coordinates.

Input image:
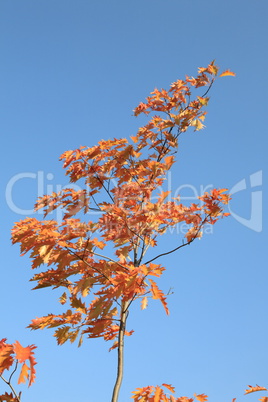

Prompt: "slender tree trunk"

[111,300,129,402]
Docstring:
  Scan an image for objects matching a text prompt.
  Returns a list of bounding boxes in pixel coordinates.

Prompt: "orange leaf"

[194,393,208,402]
[245,385,267,394]
[219,69,236,77]
[11,62,232,355]
[0,339,14,375]
[149,279,169,315]
[18,362,30,385]
[162,383,175,393]
[154,386,162,401]
[13,341,37,386]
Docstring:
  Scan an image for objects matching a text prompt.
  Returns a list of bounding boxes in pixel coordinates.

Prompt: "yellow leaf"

[197,96,209,106]
[39,245,48,257]
[141,296,148,310]
[162,119,174,129]
[191,119,204,131]
[39,245,52,264]
[210,65,218,75]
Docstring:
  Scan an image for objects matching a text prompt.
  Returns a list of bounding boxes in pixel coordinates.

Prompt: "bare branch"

[0,363,21,402]
[8,360,18,384]
[144,217,208,265]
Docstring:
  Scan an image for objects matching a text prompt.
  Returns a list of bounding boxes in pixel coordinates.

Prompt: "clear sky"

[0,1,267,401]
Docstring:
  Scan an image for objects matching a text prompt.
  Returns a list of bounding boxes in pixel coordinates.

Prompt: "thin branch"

[117,215,146,251]
[90,192,102,211]
[66,248,113,285]
[81,157,115,203]
[135,288,174,301]
[89,251,130,272]
[202,77,215,98]
[66,247,121,307]
[1,364,21,402]
[86,206,102,212]
[144,217,208,265]
[144,239,193,265]
[8,360,18,384]
[68,243,130,272]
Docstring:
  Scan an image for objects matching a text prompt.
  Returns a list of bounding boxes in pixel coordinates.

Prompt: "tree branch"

[89,251,130,272]
[144,218,207,265]
[0,361,21,402]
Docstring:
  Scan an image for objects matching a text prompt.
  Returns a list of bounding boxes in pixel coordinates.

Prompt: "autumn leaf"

[59,292,67,305]
[197,96,209,106]
[18,362,30,385]
[191,119,204,131]
[149,279,169,315]
[141,296,148,310]
[0,393,18,402]
[162,383,175,393]
[92,237,106,249]
[185,227,202,243]
[0,339,14,375]
[70,296,87,314]
[58,327,72,344]
[219,69,236,77]
[154,386,162,401]
[13,341,37,386]
[194,393,208,402]
[245,385,267,394]
[10,62,232,402]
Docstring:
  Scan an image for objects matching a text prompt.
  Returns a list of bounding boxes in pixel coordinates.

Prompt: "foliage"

[3,61,260,402]
[0,339,36,401]
[11,61,230,349]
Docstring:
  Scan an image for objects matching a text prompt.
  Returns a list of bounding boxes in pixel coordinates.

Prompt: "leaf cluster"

[11,61,232,349]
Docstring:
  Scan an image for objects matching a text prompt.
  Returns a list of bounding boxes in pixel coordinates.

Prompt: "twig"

[0,363,21,402]
[144,216,208,265]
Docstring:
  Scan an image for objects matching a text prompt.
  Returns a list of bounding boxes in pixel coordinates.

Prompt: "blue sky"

[0,1,267,401]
